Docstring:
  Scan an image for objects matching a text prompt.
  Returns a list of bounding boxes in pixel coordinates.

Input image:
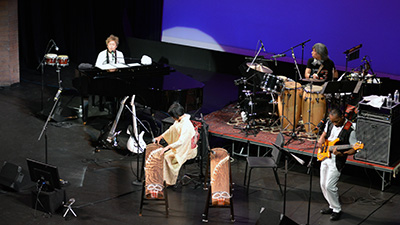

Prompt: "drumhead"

[45,53,57,58]
[284,81,301,89]
[57,55,69,59]
[304,85,323,93]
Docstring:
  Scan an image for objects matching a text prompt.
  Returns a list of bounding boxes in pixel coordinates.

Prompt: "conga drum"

[210,148,231,206]
[302,85,326,133]
[144,143,164,199]
[277,81,303,130]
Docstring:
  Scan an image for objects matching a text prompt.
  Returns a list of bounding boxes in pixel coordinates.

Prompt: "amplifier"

[358,100,400,123]
[354,116,400,166]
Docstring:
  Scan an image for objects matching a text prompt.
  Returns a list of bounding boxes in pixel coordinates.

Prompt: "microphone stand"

[285,47,303,145]
[37,63,63,164]
[36,40,58,112]
[246,42,264,73]
[305,126,322,225]
[124,105,150,186]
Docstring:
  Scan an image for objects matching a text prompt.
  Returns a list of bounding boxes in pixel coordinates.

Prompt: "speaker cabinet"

[32,189,66,213]
[0,161,32,192]
[354,117,400,166]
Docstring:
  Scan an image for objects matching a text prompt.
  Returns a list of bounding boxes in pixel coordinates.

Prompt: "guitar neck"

[328,144,353,152]
[109,96,128,137]
[131,95,139,138]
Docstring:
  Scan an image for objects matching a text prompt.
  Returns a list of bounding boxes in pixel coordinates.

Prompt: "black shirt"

[306,58,336,81]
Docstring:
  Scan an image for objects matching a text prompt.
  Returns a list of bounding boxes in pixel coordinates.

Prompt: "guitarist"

[316,108,357,221]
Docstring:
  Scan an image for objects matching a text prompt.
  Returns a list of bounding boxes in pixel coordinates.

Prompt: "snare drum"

[45,53,57,66]
[56,55,69,67]
[302,85,326,133]
[277,81,302,130]
[261,74,284,93]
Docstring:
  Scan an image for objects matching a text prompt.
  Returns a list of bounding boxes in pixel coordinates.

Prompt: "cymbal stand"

[234,91,259,137]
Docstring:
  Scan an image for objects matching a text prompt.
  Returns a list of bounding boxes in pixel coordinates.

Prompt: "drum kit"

[234,62,328,138]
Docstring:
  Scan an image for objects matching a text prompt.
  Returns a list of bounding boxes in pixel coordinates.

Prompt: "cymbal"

[246,62,273,74]
[301,78,325,82]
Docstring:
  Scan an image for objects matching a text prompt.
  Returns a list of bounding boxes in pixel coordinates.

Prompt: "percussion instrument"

[260,74,284,93]
[302,85,326,133]
[45,53,57,66]
[277,81,302,130]
[246,62,273,74]
[56,55,69,67]
[144,143,165,199]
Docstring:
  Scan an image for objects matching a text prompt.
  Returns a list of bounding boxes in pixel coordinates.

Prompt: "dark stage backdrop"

[161,1,400,78]
[18,0,163,69]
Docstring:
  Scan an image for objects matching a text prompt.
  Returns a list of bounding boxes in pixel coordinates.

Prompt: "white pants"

[320,156,341,213]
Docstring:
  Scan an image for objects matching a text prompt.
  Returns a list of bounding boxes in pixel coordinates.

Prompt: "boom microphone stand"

[280,40,310,145]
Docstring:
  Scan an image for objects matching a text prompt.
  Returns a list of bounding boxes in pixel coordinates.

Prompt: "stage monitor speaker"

[32,189,66,213]
[256,208,299,225]
[354,117,400,166]
[0,161,33,192]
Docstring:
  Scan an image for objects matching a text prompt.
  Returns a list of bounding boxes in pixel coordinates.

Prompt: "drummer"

[305,43,338,81]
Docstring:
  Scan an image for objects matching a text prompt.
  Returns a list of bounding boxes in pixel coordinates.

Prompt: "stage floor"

[203,103,400,191]
[1,64,400,225]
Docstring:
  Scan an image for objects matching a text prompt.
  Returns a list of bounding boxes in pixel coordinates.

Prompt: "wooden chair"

[139,143,169,217]
[243,133,284,195]
[202,148,235,222]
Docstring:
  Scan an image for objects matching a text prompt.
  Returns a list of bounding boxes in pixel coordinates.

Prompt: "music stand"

[271,143,304,224]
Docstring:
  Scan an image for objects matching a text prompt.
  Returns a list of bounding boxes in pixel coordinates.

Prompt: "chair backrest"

[271,133,284,163]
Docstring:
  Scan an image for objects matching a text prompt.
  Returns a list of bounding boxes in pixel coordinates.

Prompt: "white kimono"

[162,114,198,185]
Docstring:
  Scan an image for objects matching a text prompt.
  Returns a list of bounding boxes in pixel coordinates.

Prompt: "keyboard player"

[95,34,125,72]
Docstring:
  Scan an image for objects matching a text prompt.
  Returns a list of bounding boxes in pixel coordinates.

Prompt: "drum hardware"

[279,41,309,145]
[275,81,302,132]
[301,82,326,137]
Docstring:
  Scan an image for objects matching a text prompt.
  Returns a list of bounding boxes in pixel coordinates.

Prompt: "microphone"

[313,118,327,131]
[51,39,59,51]
[271,53,286,59]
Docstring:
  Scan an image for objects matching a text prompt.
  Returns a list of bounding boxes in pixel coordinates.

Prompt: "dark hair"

[168,102,185,119]
[329,108,343,118]
[312,43,329,61]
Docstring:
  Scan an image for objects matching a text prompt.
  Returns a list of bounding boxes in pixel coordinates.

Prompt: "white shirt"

[95,50,125,68]
[324,119,357,145]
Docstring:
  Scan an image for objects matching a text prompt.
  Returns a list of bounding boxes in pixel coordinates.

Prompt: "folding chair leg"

[273,168,283,195]
[202,186,211,222]
[139,181,145,216]
[246,168,253,195]
[164,181,169,217]
[243,160,248,186]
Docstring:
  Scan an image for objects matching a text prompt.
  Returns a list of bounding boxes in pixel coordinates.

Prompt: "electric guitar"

[106,96,129,146]
[127,95,146,153]
[317,138,364,161]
